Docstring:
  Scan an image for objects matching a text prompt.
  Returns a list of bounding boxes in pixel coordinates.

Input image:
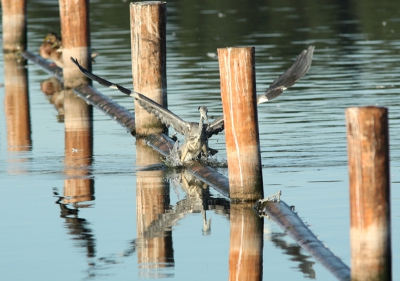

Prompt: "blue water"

[1,0,400,280]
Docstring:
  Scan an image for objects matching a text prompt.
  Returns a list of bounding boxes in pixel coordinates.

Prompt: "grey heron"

[71,57,220,162]
[70,45,314,162]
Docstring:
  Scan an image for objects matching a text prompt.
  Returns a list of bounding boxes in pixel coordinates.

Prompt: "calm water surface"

[1,0,400,280]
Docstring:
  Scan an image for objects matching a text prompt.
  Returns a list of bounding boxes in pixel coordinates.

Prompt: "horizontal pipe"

[259,200,350,281]
[73,85,229,197]
[74,85,136,135]
[21,51,63,82]
[145,133,230,197]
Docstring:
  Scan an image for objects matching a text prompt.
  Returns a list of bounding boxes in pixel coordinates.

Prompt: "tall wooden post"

[59,0,91,88]
[229,203,263,281]
[130,2,167,136]
[1,0,26,52]
[345,106,391,281]
[59,0,93,202]
[218,47,263,202]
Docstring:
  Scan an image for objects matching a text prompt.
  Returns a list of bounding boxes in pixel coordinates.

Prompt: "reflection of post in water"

[136,139,174,278]
[3,53,31,151]
[64,89,94,204]
[229,203,263,281]
[53,189,95,259]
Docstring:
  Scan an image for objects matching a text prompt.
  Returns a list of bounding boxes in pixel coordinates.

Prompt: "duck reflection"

[40,77,64,122]
[53,188,95,258]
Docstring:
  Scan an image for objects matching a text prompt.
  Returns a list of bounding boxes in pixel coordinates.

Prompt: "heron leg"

[201,144,208,157]
[180,145,188,162]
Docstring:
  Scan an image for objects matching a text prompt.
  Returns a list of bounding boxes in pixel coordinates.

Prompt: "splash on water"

[164,140,183,167]
[201,155,228,168]
[163,139,228,168]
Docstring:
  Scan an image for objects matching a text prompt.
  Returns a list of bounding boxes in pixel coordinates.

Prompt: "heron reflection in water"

[70,45,314,163]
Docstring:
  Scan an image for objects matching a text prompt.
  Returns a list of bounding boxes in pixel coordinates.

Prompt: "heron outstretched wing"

[257,45,314,104]
[70,57,189,135]
[206,46,314,138]
[130,91,189,135]
[207,116,224,138]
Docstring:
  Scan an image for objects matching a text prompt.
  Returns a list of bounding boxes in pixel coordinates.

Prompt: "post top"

[130,1,166,6]
[217,46,255,51]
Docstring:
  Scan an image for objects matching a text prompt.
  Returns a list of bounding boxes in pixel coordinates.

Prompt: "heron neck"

[197,116,204,137]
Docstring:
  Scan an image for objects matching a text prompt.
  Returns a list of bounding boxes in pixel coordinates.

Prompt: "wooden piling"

[59,0,91,88]
[3,53,31,151]
[217,47,263,202]
[130,1,167,136]
[229,203,263,281]
[1,0,26,52]
[345,106,391,281]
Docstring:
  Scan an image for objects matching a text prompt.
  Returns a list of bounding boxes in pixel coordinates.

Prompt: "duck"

[40,32,98,68]
[39,32,63,67]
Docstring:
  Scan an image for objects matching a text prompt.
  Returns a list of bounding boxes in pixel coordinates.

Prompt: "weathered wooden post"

[59,0,91,87]
[130,1,167,136]
[131,3,171,267]
[217,47,263,202]
[229,203,263,281]
[59,0,93,202]
[345,106,391,281]
[1,0,26,52]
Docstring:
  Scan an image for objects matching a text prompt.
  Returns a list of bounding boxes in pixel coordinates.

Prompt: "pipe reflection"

[268,232,316,279]
[3,53,31,151]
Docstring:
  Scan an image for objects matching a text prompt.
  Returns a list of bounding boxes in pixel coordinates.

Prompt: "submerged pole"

[345,106,391,281]
[59,0,91,88]
[130,1,167,136]
[217,46,263,202]
[1,0,26,52]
